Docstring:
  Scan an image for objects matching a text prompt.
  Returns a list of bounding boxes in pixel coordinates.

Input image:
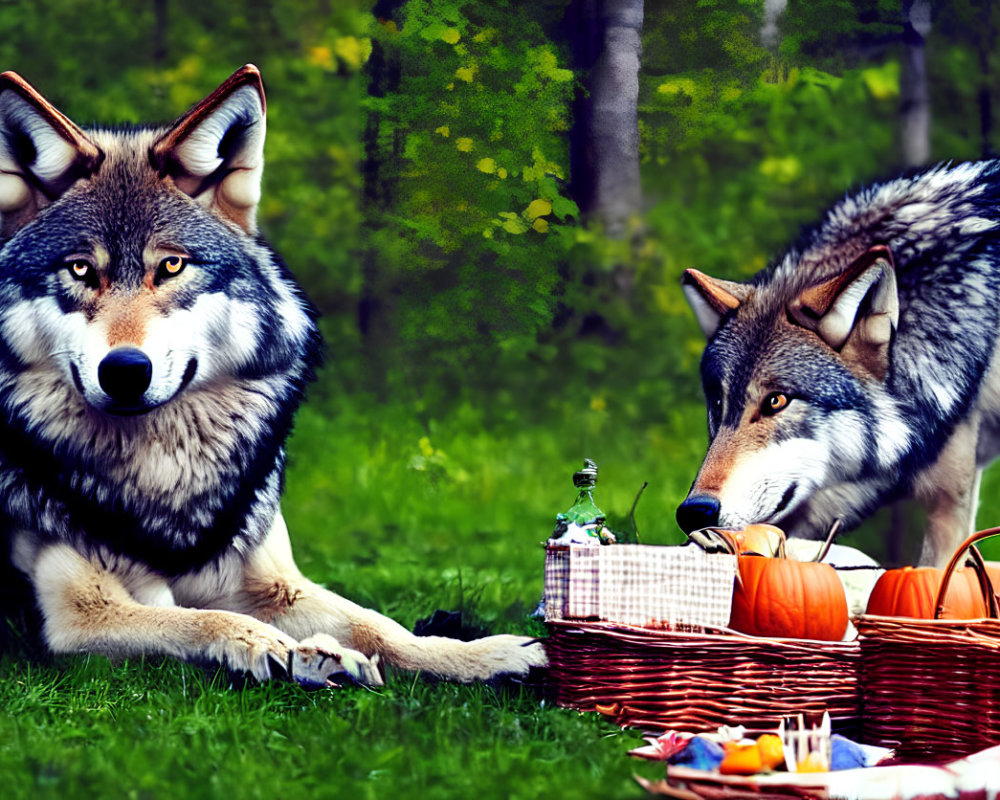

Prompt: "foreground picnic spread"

[540,461,1000,799]
[640,744,1000,799]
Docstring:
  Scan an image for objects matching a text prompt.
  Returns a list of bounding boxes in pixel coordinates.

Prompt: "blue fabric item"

[831,734,867,770]
[668,737,725,771]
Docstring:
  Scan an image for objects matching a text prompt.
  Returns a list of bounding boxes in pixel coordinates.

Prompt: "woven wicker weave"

[638,771,830,799]
[545,620,861,735]
[858,526,1000,761]
[858,615,1000,761]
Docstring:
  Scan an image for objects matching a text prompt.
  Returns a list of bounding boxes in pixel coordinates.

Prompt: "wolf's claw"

[292,634,384,688]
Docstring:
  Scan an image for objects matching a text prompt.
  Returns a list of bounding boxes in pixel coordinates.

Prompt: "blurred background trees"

[3,0,1000,560]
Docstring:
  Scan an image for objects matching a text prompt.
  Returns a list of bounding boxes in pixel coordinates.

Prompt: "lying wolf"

[0,65,545,685]
[677,162,1000,567]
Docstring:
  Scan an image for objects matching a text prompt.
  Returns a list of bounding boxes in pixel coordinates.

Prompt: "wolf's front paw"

[293,633,384,688]
[203,614,300,682]
[463,634,548,681]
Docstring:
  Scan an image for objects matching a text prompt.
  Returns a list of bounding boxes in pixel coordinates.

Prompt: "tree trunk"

[761,0,787,50]
[568,0,643,240]
[359,2,406,391]
[900,0,931,167]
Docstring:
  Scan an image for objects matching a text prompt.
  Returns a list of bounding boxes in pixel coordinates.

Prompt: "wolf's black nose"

[98,348,152,403]
[676,495,721,532]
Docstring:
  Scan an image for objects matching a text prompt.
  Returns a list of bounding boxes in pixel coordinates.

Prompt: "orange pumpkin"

[729,554,848,641]
[865,566,988,619]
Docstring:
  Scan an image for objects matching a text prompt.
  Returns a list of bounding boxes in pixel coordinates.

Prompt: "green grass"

[0,656,658,799]
[4,378,1000,798]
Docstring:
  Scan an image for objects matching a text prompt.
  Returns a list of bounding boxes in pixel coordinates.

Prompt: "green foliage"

[779,0,903,68]
[361,0,579,381]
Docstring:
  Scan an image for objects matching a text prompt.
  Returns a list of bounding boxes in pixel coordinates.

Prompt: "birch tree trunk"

[761,0,787,50]
[569,0,644,239]
[900,0,931,167]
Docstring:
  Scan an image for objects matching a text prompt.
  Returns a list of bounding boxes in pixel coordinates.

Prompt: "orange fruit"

[756,734,784,770]
[719,741,763,775]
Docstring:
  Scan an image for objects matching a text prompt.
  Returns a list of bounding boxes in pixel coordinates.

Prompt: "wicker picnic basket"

[857,527,1000,761]
[545,620,860,734]
[545,545,860,735]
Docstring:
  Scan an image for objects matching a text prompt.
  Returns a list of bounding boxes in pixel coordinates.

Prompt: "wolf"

[676,161,1000,567]
[0,65,546,686]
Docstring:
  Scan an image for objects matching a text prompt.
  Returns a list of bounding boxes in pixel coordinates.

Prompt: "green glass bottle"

[552,459,614,544]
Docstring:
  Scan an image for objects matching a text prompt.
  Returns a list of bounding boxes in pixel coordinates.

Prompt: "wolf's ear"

[0,71,103,236]
[682,268,750,338]
[788,245,898,379]
[151,65,266,234]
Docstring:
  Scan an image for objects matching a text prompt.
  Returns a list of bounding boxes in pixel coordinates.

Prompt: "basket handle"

[933,526,1000,620]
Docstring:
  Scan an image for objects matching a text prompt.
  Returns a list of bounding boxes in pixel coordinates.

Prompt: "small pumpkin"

[865,566,987,619]
[729,554,848,641]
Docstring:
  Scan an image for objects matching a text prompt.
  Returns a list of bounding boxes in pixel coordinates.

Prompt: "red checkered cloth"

[544,545,574,619]
[544,544,736,630]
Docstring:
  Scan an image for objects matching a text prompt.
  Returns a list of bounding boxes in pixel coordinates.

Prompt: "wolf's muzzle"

[98,347,152,406]
[676,494,721,533]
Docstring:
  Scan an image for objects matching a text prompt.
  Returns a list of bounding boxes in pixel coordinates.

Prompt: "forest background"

[2,1,1000,797]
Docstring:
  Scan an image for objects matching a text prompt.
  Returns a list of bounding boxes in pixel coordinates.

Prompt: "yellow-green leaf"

[759,155,801,184]
[476,157,496,174]
[456,137,473,152]
[440,27,460,44]
[502,218,528,234]
[334,36,371,70]
[455,66,475,83]
[532,218,549,233]
[497,167,508,179]
[861,63,900,100]
[525,199,552,219]
[434,125,450,137]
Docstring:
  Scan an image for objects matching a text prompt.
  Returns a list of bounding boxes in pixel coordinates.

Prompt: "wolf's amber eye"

[66,259,96,285]
[156,255,188,283]
[761,392,790,417]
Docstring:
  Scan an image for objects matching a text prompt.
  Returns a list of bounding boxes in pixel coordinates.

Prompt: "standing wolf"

[677,162,1000,567]
[0,65,545,685]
